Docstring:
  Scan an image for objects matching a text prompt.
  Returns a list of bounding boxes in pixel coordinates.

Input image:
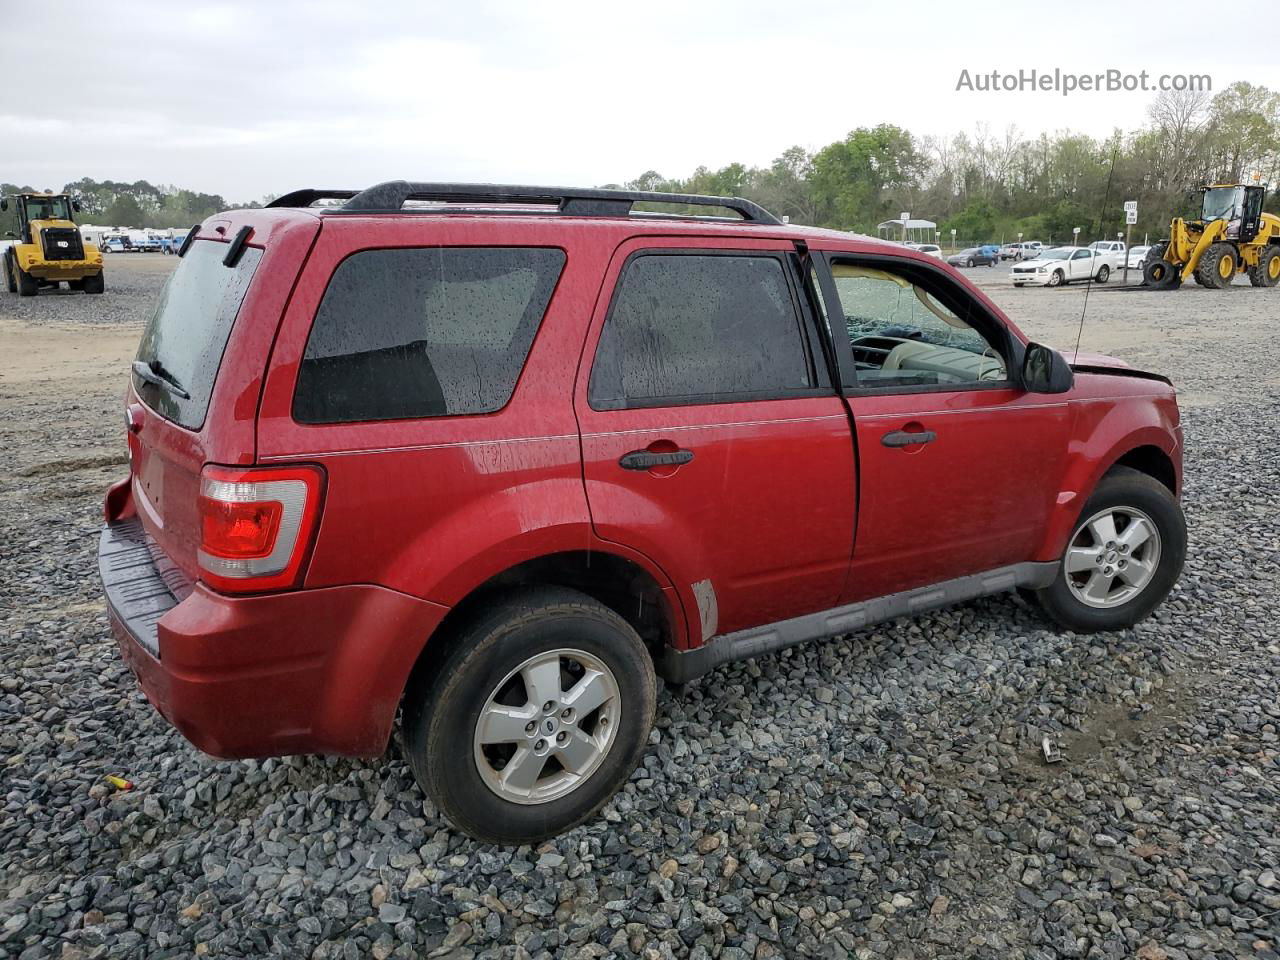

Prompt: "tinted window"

[134,239,262,429]
[589,254,812,408]
[294,247,565,424]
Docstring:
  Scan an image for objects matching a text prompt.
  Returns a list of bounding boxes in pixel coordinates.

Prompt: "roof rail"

[267,181,782,225]
[265,189,360,208]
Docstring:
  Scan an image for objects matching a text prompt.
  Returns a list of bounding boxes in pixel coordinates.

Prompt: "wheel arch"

[1036,422,1180,563]
[401,548,685,716]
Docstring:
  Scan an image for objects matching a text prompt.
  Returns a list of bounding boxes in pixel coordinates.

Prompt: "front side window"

[294,247,565,424]
[589,253,814,408]
[831,262,1006,389]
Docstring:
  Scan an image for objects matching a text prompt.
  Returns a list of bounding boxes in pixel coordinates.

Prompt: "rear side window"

[294,247,565,424]
[589,253,814,409]
[133,239,263,430]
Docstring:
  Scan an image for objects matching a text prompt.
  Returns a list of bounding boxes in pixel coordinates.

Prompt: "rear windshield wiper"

[132,359,191,400]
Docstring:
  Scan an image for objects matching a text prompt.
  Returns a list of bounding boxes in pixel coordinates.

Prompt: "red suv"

[100,182,1186,843]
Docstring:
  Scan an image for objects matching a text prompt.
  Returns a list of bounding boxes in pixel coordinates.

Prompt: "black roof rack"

[266,181,782,225]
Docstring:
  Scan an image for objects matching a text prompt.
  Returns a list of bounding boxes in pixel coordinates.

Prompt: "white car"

[910,243,944,258]
[1009,246,1114,287]
[1127,245,1152,270]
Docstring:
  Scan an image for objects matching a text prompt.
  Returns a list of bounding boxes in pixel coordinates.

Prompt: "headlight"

[1036,267,1047,273]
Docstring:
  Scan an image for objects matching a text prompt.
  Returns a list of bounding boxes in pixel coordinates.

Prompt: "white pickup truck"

[1086,240,1127,271]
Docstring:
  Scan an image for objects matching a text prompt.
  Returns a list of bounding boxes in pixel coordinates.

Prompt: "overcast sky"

[3,0,1275,201]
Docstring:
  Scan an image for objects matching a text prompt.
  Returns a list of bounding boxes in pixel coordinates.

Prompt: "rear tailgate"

[118,212,320,582]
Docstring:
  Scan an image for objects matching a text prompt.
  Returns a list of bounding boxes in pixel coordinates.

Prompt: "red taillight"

[197,464,324,593]
[199,499,283,558]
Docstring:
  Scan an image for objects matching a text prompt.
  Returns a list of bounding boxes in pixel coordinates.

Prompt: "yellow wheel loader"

[1143,183,1280,290]
[1,193,104,296]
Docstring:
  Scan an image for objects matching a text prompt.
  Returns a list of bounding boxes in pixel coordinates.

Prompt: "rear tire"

[1248,246,1280,287]
[3,252,15,293]
[1033,466,1185,633]
[16,264,38,297]
[1195,242,1236,289]
[1095,265,1110,283]
[82,271,105,295]
[402,587,656,844]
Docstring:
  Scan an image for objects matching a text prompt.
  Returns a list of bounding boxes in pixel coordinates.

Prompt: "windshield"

[1202,186,1242,221]
[1037,249,1071,260]
[134,239,262,429]
[24,196,72,221]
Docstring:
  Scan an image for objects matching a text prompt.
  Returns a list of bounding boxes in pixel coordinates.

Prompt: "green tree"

[104,194,145,227]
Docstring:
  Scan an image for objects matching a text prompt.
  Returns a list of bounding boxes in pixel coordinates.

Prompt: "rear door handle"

[619,449,694,470]
[881,429,936,448]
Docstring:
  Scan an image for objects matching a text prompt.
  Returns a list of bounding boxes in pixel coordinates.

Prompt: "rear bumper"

[100,519,449,759]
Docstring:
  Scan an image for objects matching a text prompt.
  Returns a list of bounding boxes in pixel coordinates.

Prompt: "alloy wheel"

[472,648,620,804]
[1063,506,1162,609]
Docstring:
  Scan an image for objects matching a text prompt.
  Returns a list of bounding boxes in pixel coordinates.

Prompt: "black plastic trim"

[658,561,1059,683]
[222,225,252,267]
[99,518,191,658]
[177,223,200,258]
[268,181,781,224]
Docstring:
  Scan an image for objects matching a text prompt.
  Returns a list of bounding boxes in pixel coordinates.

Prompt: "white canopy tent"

[877,217,937,244]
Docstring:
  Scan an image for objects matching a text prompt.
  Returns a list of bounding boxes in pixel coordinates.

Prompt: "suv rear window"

[294,247,565,424]
[133,239,263,430]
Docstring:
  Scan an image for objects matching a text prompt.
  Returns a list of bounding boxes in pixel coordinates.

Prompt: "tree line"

[612,81,1280,247]
[0,178,268,234]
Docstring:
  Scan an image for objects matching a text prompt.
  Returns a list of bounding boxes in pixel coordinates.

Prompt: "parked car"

[1001,241,1043,261]
[947,246,998,267]
[100,182,1186,844]
[1010,246,1114,286]
[1127,245,1152,270]
[162,232,189,255]
[911,243,944,258]
[101,235,131,254]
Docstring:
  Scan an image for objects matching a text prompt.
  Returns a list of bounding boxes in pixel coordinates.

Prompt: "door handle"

[619,449,694,470]
[881,429,936,448]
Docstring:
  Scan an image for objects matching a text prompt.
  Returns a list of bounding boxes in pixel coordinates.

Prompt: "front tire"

[403,587,656,844]
[1047,269,1064,287]
[966,258,975,267]
[3,252,15,293]
[1033,466,1185,632]
[1195,242,1236,289]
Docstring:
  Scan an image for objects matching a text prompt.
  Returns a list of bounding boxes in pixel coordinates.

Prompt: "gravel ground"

[1,256,1277,960]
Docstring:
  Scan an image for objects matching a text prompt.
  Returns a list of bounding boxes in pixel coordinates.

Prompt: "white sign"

[1126,210,1138,225]
[900,212,911,221]
[1123,200,1138,213]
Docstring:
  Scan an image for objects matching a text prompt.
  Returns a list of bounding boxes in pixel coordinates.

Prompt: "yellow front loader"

[1143,183,1280,289]
[1,193,105,296]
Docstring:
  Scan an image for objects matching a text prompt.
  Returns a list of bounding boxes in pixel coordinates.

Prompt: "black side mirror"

[1022,342,1073,394]
[72,199,82,213]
